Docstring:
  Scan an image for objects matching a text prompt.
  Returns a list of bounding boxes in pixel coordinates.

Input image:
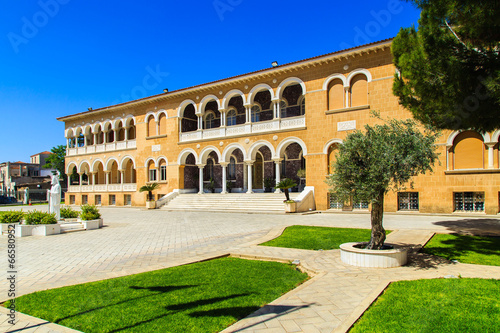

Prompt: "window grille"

[398,192,419,211]
[454,192,484,212]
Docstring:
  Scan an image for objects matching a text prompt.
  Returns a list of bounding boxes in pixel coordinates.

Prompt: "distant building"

[0,151,56,195]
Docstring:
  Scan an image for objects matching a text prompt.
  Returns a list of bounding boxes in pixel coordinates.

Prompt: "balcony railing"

[67,140,136,156]
[179,115,306,143]
[68,184,137,193]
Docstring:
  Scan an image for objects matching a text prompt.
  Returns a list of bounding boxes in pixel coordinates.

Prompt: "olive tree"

[327,115,439,249]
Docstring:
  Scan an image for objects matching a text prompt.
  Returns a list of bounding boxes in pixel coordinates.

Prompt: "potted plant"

[18,210,60,237]
[297,169,306,192]
[0,210,24,233]
[276,178,297,213]
[80,204,102,229]
[205,178,215,193]
[226,180,233,193]
[139,182,159,209]
[264,177,275,193]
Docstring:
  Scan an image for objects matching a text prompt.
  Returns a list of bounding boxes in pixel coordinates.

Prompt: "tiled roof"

[57,38,393,121]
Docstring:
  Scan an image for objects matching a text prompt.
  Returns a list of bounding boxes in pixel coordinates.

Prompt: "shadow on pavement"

[432,219,500,236]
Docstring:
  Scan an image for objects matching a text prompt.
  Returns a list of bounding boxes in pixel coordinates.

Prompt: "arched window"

[77,134,85,147]
[228,156,236,180]
[159,159,167,181]
[128,122,136,140]
[328,143,340,174]
[350,74,368,107]
[328,79,344,110]
[148,160,157,182]
[158,113,167,136]
[251,105,261,122]
[279,101,287,118]
[204,158,214,180]
[227,109,237,126]
[107,131,114,143]
[205,112,215,129]
[453,131,485,169]
[299,96,306,115]
[147,115,156,137]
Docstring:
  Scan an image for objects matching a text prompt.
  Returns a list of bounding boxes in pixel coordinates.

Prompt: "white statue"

[48,171,61,220]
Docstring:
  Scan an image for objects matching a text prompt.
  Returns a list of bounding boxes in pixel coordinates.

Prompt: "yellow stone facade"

[59,39,500,215]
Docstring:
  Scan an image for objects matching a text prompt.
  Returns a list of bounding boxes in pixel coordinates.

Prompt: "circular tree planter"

[340,242,408,268]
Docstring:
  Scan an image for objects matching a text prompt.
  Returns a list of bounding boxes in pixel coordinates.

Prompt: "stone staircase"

[161,192,300,213]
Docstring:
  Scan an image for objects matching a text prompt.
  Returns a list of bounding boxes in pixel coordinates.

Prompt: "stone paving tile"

[0,207,499,332]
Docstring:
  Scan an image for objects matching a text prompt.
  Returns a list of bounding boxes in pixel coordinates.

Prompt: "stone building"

[58,38,500,214]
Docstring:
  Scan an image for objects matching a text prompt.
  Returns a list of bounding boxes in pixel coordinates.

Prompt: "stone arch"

[104,157,120,172]
[156,156,168,166]
[66,161,78,174]
[112,118,123,130]
[120,155,136,170]
[248,140,276,160]
[248,84,275,104]
[177,99,198,118]
[144,157,157,168]
[346,68,373,85]
[276,77,306,100]
[91,158,105,173]
[144,111,158,123]
[222,90,246,109]
[323,73,347,90]
[277,137,308,158]
[78,160,91,173]
[323,138,344,154]
[123,115,136,127]
[447,130,490,146]
[178,148,198,165]
[199,95,221,115]
[222,143,247,163]
[491,129,500,142]
[198,146,222,164]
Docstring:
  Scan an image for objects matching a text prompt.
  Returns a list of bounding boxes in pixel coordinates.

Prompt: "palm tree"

[275,178,297,202]
[139,183,159,202]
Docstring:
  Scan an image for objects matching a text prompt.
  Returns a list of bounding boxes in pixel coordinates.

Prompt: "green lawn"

[6,257,308,333]
[260,225,384,250]
[424,233,500,266]
[350,278,500,333]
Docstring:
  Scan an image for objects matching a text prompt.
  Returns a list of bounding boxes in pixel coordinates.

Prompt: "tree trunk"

[284,189,290,201]
[366,192,386,250]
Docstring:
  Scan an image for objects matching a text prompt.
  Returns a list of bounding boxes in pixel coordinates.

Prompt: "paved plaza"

[1,206,500,332]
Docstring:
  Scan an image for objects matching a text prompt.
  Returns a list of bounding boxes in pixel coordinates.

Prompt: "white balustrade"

[66,140,137,156]
[81,185,94,192]
[123,184,137,192]
[107,184,122,192]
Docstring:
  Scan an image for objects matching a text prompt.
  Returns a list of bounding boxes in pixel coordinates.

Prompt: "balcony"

[67,140,137,156]
[179,115,306,143]
[68,184,137,193]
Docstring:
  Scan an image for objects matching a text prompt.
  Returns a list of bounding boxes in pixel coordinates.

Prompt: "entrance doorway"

[253,152,264,189]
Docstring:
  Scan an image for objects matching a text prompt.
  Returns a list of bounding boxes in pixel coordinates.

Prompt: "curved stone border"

[340,242,408,268]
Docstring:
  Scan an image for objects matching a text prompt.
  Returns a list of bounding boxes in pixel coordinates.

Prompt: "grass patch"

[6,257,308,333]
[350,278,500,333]
[260,225,387,250]
[424,233,500,266]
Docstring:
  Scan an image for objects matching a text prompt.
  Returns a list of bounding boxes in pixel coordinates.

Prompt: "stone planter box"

[146,201,156,209]
[1,222,20,234]
[16,224,61,237]
[284,201,296,213]
[81,219,100,230]
[340,242,408,268]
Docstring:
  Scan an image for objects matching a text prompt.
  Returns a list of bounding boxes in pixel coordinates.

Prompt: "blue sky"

[0,0,420,163]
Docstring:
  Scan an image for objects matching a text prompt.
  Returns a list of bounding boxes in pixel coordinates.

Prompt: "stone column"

[344,86,350,108]
[197,115,203,131]
[124,127,129,141]
[220,162,228,194]
[246,161,254,194]
[197,165,205,194]
[66,138,70,148]
[92,172,96,186]
[243,162,248,191]
[105,172,110,186]
[276,100,282,119]
[245,106,251,123]
[273,158,282,193]
[79,173,83,186]
[483,142,495,169]
[93,133,98,145]
[220,109,226,127]
[103,131,108,144]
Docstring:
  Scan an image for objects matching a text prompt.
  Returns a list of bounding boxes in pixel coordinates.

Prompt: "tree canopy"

[392,0,500,132]
[43,145,67,180]
[327,115,439,249]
